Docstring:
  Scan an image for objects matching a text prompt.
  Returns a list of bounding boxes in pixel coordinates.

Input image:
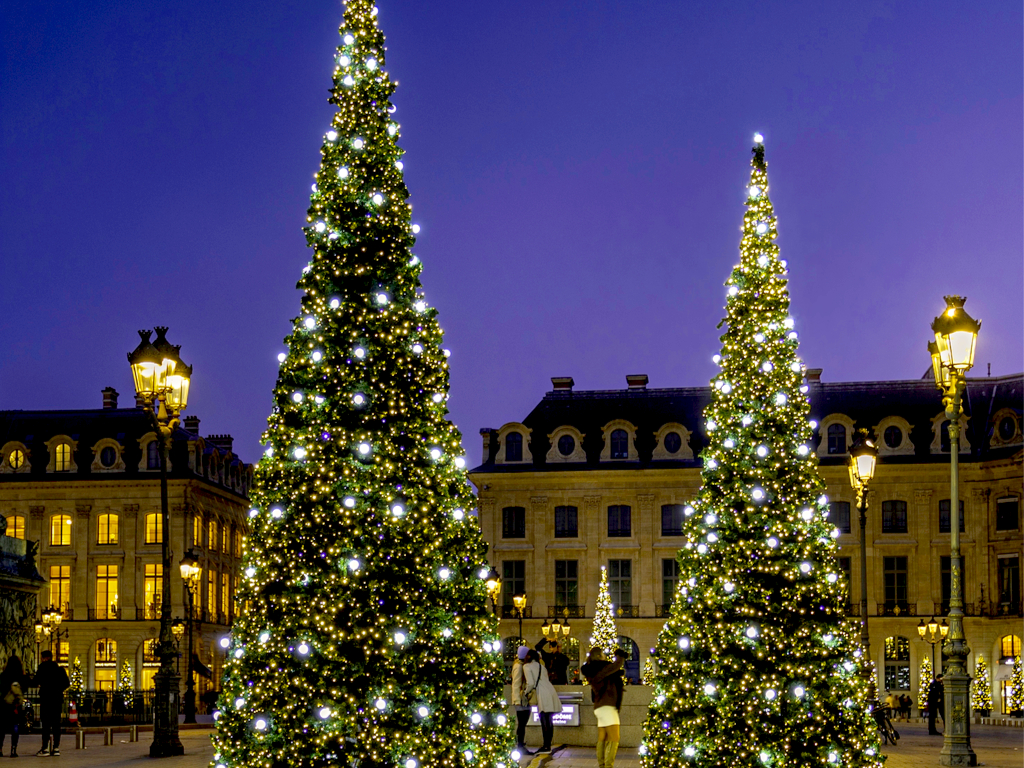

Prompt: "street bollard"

[129,724,139,742]
[75,728,86,750]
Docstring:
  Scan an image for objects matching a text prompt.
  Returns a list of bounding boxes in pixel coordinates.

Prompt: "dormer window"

[610,430,628,459]
[9,449,25,469]
[55,443,72,471]
[505,432,523,462]
[827,424,847,455]
[557,435,575,456]
[495,424,532,464]
[883,426,902,448]
[147,440,160,469]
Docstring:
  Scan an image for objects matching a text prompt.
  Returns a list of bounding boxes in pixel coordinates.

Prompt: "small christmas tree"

[68,657,83,701]
[119,660,134,709]
[590,566,618,655]
[970,655,992,714]
[918,657,932,711]
[642,656,656,686]
[1009,655,1024,716]
[212,2,511,767]
[640,137,881,768]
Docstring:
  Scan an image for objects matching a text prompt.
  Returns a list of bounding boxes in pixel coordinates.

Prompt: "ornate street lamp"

[928,295,980,766]
[848,430,878,695]
[512,593,528,645]
[129,327,191,757]
[918,617,950,677]
[179,550,202,724]
[485,568,502,612]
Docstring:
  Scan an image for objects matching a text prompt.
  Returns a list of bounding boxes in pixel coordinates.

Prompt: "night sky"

[2,0,1021,467]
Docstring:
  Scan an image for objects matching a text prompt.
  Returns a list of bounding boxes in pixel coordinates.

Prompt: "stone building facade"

[0,387,253,698]
[469,371,1023,714]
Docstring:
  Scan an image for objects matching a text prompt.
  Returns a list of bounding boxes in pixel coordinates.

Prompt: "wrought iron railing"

[548,605,585,618]
[655,604,673,618]
[614,605,640,618]
[88,606,120,620]
[23,689,156,726]
[877,603,916,617]
[500,605,532,619]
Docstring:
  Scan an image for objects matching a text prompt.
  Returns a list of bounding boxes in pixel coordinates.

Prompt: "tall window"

[881,500,907,533]
[502,506,525,538]
[827,424,847,454]
[54,443,72,471]
[8,515,25,539]
[997,555,1021,613]
[501,560,525,606]
[607,505,631,537]
[145,513,163,544]
[96,565,119,619]
[938,499,965,533]
[661,504,686,536]
[221,572,230,618]
[208,568,218,615]
[209,520,219,551]
[883,636,911,691]
[94,639,117,691]
[996,497,1020,531]
[884,556,908,611]
[141,639,160,690]
[193,515,204,547]
[50,514,72,546]
[505,432,522,462]
[830,502,851,534]
[144,564,162,619]
[49,565,71,614]
[97,513,119,545]
[554,560,578,607]
[554,506,578,538]
[662,558,680,609]
[234,529,244,557]
[146,440,160,469]
[608,560,632,607]
[610,429,629,459]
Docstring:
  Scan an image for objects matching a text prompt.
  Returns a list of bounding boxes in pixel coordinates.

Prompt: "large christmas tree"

[591,565,618,655]
[639,137,881,768]
[212,3,511,767]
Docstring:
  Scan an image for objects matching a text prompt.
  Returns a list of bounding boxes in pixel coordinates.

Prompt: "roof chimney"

[101,387,119,409]
[207,434,234,453]
[480,428,495,457]
[626,374,649,390]
[805,368,822,383]
[183,415,201,435]
[551,376,574,392]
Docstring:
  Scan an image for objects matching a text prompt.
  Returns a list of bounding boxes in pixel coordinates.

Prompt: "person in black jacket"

[33,651,69,756]
[0,655,33,757]
[534,638,570,685]
[926,675,944,735]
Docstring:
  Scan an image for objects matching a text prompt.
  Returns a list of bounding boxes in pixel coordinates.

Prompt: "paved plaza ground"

[3,722,1019,767]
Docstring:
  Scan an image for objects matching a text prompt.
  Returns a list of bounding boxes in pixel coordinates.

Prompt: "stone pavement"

[1,722,1018,767]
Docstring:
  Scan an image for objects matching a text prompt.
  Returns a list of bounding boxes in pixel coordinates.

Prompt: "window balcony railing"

[935,602,982,617]
[548,605,585,618]
[989,600,1023,617]
[59,606,73,621]
[655,604,673,618]
[614,605,640,618]
[877,603,916,617]
[500,605,532,619]
[141,603,161,620]
[844,603,860,617]
[89,606,120,621]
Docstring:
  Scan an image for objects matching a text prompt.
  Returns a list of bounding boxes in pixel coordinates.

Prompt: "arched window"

[827,424,847,455]
[883,636,911,691]
[7,515,25,539]
[610,429,629,459]
[883,425,903,448]
[145,513,163,544]
[1000,634,1021,662]
[97,513,119,545]
[146,440,160,469]
[616,636,641,684]
[505,432,523,462]
[54,443,72,472]
[8,448,26,469]
[50,514,72,546]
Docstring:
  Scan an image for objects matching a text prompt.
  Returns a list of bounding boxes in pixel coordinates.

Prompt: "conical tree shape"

[213,3,512,767]
[640,138,882,768]
[970,655,992,712]
[918,657,932,711]
[591,565,618,655]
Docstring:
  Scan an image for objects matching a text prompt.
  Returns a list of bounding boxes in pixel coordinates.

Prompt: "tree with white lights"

[212,3,512,767]
[591,566,618,656]
[640,137,882,768]
[970,655,991,714]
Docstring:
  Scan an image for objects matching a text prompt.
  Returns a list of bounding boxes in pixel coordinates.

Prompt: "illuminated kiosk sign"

[527,705,579,727]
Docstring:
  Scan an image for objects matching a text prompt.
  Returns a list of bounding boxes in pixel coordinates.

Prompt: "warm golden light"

[930,295,980,373]
[179,550,201,585]
[512,593,526,611]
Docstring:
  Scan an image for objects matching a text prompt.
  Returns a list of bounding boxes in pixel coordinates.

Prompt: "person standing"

[927,674,944,735]
[580,647,627,768]
[0,655,32,757]
[33,650,69,756]
[523,650,561,753]
[511,646,533,756]
[534,638,570,685]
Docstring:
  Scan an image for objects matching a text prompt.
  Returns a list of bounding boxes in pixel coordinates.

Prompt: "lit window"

[145,513,163,544]
[54,443,72,472]
[144,564,162,619]
[97,513,119,545]
[8,515,26,539]
[208,568,218,614]
[50,515,72,546]
[95,565,119,619]
[234,529,243,557]
[1000,634,1021,659]
[95,638,117,663]
[7,448,25,469]
[221,572,230,619]
[49,565,71,615]
[883,636,911,690]
[209,520,219,552]
[193,515,203,548]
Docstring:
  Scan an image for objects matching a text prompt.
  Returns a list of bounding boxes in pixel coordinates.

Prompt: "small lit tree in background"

[642,656,657,686]
[918,657,932,712]
[68,657,83,701]
[970,655,992,715]
[1009,655,1024,716]
[640,137,881,768]
[212,2,512,767]
[119,660,134,709]
[590,566,618,655]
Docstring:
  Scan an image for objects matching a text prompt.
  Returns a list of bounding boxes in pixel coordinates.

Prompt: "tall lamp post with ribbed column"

[848,429,878,697]
[128,327,191,758]
[929,295,980,766]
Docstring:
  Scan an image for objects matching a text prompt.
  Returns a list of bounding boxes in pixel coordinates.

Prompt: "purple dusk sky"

[2,0,1021,467]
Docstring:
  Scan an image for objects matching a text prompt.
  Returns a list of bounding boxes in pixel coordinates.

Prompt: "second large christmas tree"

[640,138,881,767]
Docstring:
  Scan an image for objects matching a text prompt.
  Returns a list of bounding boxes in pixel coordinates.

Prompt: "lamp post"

[485,568,502,614]
[928,295,980,766]
[171,619,185,678]
[512,593,528,645]
[179,550,201,724]
[542,609,572,641]
[848,430,878,697]
[128,327,191,758]
[35,607,69,663]
[918,617,950,677]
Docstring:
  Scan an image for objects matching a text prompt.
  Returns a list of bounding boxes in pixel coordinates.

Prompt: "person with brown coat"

[580,647,627,768]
